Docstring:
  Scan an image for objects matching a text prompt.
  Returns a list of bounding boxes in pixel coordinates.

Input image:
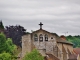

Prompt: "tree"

[0,33,17,59]
[66,35,80,48]
[0,33,6,53]
[5,25,26,47]
[6,38,17,54]
[0,33,17,54]
[0,52,11,60]
[23,49,44,60]
[0,21,4,29]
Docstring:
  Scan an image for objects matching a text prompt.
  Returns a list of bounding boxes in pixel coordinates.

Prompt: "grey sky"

[0,0,80,36]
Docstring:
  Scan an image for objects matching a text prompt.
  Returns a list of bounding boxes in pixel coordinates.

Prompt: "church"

[21,22,80,60]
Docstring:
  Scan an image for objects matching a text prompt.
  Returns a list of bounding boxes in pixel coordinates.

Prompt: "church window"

[39,34,43,42]
[34,34,38,41]
[51,37,53,39]
[45,34,48,41]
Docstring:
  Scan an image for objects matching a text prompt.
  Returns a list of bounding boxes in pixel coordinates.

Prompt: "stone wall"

[32,29,57,56]
[57,43,73,60]
[22,34,32,58]
[21,29,74,60]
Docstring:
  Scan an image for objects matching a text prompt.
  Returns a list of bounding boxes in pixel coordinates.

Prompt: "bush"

[0,52,11,60]
[23,49,44,60]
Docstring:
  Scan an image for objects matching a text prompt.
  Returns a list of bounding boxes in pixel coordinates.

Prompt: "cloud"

[0,0,80,36]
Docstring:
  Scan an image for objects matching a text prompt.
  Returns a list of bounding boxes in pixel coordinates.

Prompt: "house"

[21,22,80,60]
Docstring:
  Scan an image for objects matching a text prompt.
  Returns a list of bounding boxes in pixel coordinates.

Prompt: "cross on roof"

[39,22,43,29]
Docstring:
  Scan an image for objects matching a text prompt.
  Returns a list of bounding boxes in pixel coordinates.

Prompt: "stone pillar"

[60,51,63,60]
[66,51,69,59]
[22,34,32,58]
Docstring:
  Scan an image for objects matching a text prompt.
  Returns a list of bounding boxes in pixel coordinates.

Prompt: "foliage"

[0,52,11,60]
[23,49,44,60]
[0,33,17,59]
[6,38,17,54]
[0,33,17,54]
[0,21,4,29]
[5,25,26,47]
[0,33,7,53]
[66,35,80,48]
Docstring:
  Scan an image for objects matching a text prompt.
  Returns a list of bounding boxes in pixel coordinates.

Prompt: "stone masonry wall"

[32,29,57,56]
[22,34,32,58]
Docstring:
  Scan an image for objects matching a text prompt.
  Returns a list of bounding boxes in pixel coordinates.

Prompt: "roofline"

[32,28,51,33]
[57,42,73,45]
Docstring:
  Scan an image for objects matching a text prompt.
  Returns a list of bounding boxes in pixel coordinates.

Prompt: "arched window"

[39,34,43,42]
[34,34,38,41]
[45,34,48,41]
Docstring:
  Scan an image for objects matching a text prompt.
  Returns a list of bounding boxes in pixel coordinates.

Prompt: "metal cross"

[39,22,43,29]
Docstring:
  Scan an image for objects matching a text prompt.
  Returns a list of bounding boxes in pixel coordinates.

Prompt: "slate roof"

[57,38,73,45]
[32,29,52,34]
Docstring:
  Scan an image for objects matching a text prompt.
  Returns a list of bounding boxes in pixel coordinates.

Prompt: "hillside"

[66,35,80,48]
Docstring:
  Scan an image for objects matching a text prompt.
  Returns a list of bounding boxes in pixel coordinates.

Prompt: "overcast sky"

[0,0,80,36]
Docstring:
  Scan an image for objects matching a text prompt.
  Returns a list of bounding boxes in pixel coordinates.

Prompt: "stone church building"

[22,22,80,60]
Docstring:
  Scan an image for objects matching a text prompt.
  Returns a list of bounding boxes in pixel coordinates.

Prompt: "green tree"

[0,33,17,59]
[23,49,44,60]
[66,35,80,48]
[0,33,17,54]
[0,52,11,60]
[6,38,17,54]
[0,33,6,53]
[0,21,4,29]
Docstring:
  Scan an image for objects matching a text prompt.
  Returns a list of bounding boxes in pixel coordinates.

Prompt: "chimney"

[60,35,66,40]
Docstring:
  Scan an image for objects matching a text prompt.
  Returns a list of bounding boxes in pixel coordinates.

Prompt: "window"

[34,34,38,41]
[51,37,53,39]
[45,34,48,41]
[39,34,43,42]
